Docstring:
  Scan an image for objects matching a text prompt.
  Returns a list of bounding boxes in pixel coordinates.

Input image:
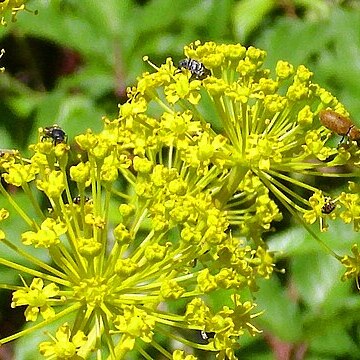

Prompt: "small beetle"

[73,195,90,205]
[42,125,67,145]
[178,58,211,80]
[319,110,360,141]
[321,197,336,215]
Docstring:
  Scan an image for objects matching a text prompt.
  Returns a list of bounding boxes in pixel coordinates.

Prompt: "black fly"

[42,125,67,145]
[178,58,211,80]
[73,195,90,205]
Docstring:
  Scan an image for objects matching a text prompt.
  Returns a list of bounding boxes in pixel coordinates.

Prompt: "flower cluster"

[0,0,34,25]
[0,41,359,359]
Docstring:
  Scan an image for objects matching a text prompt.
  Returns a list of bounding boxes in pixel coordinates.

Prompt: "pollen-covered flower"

[0,41,359,359]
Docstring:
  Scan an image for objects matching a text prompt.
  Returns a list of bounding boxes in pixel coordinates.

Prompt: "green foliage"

[256,5,360,123]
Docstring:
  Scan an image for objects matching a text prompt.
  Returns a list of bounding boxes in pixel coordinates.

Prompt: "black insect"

[73,195,90,205]
[200,330,215,341]
[321,197,336,215]
[42,125,67,145]
[178,58,211,80]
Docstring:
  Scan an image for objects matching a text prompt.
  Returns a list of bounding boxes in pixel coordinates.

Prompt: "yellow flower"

[112,305,156,350]
[2,163,37,186]
[172,350,198,360]
[39,323,87,359]
[21,218,66,248]
[0,208,9,240]
[11,278,59,322]
[36,170,65,199]
[341,244,360,286]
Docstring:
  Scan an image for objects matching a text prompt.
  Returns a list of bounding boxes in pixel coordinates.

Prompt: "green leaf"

[255,276,303,341]
[207,0,233,39]
[268,219,359,257]
[291,252,345,308]
[33,90,105,138]
[0,126,16,149]
[310,326,359,356]
[255,6,360,118]
[233,0,277,42]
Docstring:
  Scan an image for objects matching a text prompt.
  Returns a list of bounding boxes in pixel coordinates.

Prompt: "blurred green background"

[1,0,360,359]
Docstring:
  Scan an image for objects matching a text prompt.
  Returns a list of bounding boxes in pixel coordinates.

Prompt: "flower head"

[0,41,359,359]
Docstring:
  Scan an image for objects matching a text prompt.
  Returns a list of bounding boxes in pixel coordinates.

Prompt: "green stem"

[259,172,341,259]
[0,303,81,345]
[22,182,46,220]
[0,182,34,227]
[0,258,70,286]
[1,238,67,280]
[213,165,249,208]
